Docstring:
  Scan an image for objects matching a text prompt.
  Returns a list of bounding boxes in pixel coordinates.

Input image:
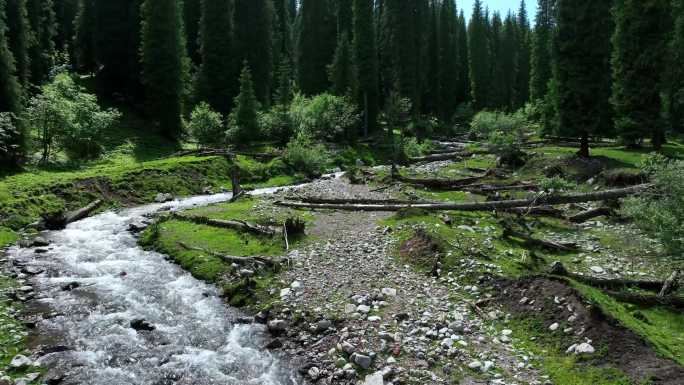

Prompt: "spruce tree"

[296,0,337,95]
[425,1,439,115]
[488,12,506,109]
[197,0,235,116]
[93,0,143,99]
[468,0,489,109]
[669,0,684,133]
[336,0,353,35]
[74,0,96,72]
[456,10,470,105]
[27,0,56,85]
[184,0,201,65]
[352,0,379,135]
[273,0,293,90]
[500,13,518,111]
[230,62,260,144]
[5,0,30,87]
[0,0,24,167]
[438,0,458,119]
[234,0,274,105]
[329,32,355,97]
[530,0,555,101]
[612,0,671,149]
[555,0,613,157]
[53,0,78,57]
[275,56,294,106]
[140,0,187,138]
[515,0,531,108]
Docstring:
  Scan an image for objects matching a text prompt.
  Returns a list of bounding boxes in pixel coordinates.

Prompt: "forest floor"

[2,133,684,384]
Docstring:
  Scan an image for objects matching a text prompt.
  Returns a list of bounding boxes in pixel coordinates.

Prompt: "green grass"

[504,317,634,385]
[0,277,39,381]
[571,281,684,365]
[0,227,18,248]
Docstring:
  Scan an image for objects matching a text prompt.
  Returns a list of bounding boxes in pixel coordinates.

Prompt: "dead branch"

[275,184,652,212]
[549,261,665,291]
[659,269,681,297]
[64,199,103,224]
[503,226,578,252]
[171,213,277,236]
[568,207,613,223]
[177,242,278,267]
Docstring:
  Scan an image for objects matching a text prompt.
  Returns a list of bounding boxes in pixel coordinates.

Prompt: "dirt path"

[265,177,544,385]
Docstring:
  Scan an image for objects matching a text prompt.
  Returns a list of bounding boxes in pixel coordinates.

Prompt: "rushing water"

[6,187,303,385]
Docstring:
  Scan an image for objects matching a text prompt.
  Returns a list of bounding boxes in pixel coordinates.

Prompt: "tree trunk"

[567,207,613,223]
[659,270,681,297]
[275,184,652,212]
[171,213,277,236]
[578,132,590,158]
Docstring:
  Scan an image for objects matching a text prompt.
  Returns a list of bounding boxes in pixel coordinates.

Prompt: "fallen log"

[408,152,466,163]
[568,207,613,223]
[463,183,540,194]
[173,148,235,158]
[171,213,277,236]
[549,261,665,291]
[502,206,565,218]
[659,269,681,297]
[503,227,578,252]
[274,184,652,212]
[393,170,495,190]
[177,242,278,267]
[289,197,436,205]
[604,290,684,308]
[64,199,104,224]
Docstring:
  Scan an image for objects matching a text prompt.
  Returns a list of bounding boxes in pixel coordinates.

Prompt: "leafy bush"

[451,103,475,128]
[539,176,577,192]
[282,133,331,177]
[188,102,224,148]
[289,93,360,141]
[0,113,23,167]
[227,64,261,144]
[622,154,684,255]
[259,105,293,144]
[27,73,120,161]
[406,117,439,139]
[470,111,527,140]
[402,137,433,158]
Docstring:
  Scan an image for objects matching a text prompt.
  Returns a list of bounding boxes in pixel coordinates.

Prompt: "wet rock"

[362,371,384,385]
[31,236,50,247]
[127,222,148,233]
[265,339,283,349]
[37,345,71,356]
[267,319,287,334]
[130,319,155,332]
[10,354,32,369]
[21,266,44,275]
[352,353,373,369]
[314,320,332,333]
[61,282,81,291]
[235,316,254,324]
[154,193,174,203]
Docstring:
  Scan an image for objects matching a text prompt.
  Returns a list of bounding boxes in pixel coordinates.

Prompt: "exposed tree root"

[503,226,579,252]
[568,207,614,223]
[549,262,670,292]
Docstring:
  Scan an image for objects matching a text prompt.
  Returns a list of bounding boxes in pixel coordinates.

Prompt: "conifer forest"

[0,1,683,385]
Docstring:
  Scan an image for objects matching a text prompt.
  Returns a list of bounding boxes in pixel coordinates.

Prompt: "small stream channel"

[5,187,304,385]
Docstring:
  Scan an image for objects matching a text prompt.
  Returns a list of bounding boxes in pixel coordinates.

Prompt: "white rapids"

[5,186,306,385]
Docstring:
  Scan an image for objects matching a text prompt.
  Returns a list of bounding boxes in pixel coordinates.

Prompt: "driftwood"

[408,152,466,163]
[275,184,652,212]
[64,199,103,224]
[289,196,436,205]
[463,183,539,194]
[502,206,565,218]
[393,170,495,190]
[568,207,613,223]
[549,262,665,291]
[171,213,277,236]
[173,148,235,158]
[604,290,684,308]
[503,227,578,252]
[659,270,681,297]
[177,242,278,267]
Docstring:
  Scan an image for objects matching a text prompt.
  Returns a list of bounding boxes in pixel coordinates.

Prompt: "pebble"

[10,354,32,369]
[549,323,560,331]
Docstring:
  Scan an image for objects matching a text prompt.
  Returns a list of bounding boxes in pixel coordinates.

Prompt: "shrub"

[188,102,224,148]
[289,93,360,141]
[539,176,576,193]
[259,105,293,144]
[282,133,331,177]
[0,113,24,168]
[402,137,433,158]
[621,154,684,255]
[469,110,526,140]
[27,73,120,162]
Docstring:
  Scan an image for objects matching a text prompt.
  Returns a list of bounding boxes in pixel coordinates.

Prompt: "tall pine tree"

[184,0,201,65]
[515,0,531,108]
[296,0,337,95]
[669,0,684,133]
[329,32,354,97]
[555,0,613,157]
[5,0,30,87]
[438,0,458,119]
[53,0,78,58]
[612,0,671,149]
[234,0,274,105]
[530,0,555,101]
[74,0,96,72]
[196,0,235,116]
[456,10,470,105]
[488,12,506,109]
[0,0,24,168]
[27,0,56,85]
[140,0,188,138]
[500,12,518,111]
[468,0,489,109]
[353,0,379,135]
